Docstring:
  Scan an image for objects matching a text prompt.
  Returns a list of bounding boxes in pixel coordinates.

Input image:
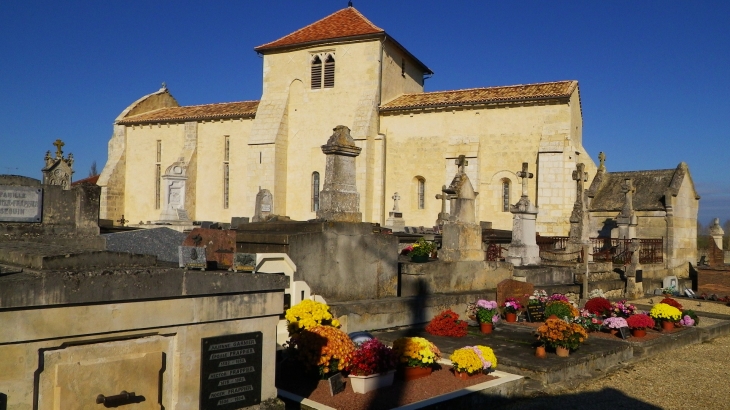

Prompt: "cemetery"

[1,133,729,410]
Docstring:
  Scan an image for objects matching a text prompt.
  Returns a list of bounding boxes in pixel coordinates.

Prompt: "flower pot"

[401,365,432,381]
[505,312,517,323]
[547,314,559,320]
[609,329,619,336]
[454,370,480,380]
[410,254,429,263]
[480,323,493,334]
[349,370,396,394]
[631,328,647,338]
[555,346,570,357]
[661,321,675,331]
[535,346,547,359]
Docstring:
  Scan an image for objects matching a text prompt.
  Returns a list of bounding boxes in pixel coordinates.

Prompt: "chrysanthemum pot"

[454,370,480,380]
[480,323,493,334]
[631,328,647,338]
[555,346,570,357]
[400,366,432,381]
[661,321,675,331]
[349,370,396,394]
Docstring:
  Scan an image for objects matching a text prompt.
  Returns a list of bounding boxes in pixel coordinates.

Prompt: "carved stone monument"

[709,218,724,250]
[435,185,453,227]
[439,155,483,262]
[41,139,74,190]
[316,125,362,222]
[616,178,638,239]
[252,188,274,222]
[507,162,541,266]
[567,162,590,253]
[384,192,405,232]
[625,238,644,299]
[159,159,189,221]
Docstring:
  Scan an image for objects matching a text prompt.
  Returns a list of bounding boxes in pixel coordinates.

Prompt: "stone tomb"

[496,279,534,311]
[103,226,186,264]
[179,246,207,270]
[182,228,237,269]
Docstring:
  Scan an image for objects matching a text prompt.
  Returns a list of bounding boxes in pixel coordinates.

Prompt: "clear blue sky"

[1,1,728,225]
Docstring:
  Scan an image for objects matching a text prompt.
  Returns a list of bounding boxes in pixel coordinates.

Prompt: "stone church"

[98,6,596,235]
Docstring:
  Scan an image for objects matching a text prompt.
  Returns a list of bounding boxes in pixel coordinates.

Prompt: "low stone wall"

[399,260,512,297]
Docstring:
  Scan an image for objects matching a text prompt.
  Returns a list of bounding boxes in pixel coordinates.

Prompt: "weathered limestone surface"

[316,126,363,223]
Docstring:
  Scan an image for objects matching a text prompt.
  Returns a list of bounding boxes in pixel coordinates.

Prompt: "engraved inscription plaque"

[200,332,262,410]
[526,305,546,323]
[0,186,43,223]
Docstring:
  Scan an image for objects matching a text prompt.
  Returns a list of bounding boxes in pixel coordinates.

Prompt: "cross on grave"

[598,151,606,170]
[392,192,401,212]
[53,139,65,159]
[455,155,469,174]
[572,163,588,202]
[116,214,128,226]
[620,178,635,217]
[516,162,534,197]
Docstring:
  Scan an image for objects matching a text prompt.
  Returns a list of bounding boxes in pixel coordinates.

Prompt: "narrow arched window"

[323,54,335,88]
[311,55,322,89]
[311,172,320,212]
[502,179,510,212]
[417,177,425,209]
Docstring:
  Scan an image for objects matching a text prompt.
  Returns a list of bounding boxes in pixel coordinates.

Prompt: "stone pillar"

[567,163,590,254]
[709,218,725,250]
[625,238,644,299]
[507,163,541,266]
[316,126,362,222]
[616,178,637,240]
[439,156,483,262]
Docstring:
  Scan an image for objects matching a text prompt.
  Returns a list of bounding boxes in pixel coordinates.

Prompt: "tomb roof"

[117,101,259,125]
[380,80,578,111]
[588,163,699,212]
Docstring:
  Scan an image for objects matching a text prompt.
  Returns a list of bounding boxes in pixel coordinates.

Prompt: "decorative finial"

[598,151,606,170]
[348,1,353,7]
[161,82,167,90]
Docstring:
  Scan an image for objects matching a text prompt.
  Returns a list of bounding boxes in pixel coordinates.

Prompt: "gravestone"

[0,185,43,222]
[178,246,207,270]
[231,253,256,272]
[230,217,250,229]
[567,162,590,253]
[384,192,405,232]
[616,178,637,239]
[252,189,273,222]
[182,228,237,269]
[200,332,263,409]
[507,162,541,266]
[496,279,534,312]
[435,185,453,227]
[159,160,189,221]
[663,275,679,291]
[103,227,186,263]
[709,218,724,250]
[439,155,483,262]
[316,125,362,222]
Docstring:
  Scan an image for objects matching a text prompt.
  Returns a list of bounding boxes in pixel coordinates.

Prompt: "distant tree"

[697,221,710,249]
[88,161,98,177]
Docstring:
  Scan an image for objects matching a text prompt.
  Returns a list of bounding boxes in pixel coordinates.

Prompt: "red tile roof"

[380,81,578,111]
[71,174,100,186]
[255,7,384,52]
[117,101,259,125]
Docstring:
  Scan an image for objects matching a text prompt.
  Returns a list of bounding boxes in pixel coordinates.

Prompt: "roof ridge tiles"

[411,80,576,96]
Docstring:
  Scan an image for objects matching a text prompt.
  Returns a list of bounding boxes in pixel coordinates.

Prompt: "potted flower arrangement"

[626,313,654,337]
[392,337,441,380]
[584,297,612,317]
[407,238,436,263]
[501,297,522,322]
[425,309,468,337]
[287,325,355,378]
[602,317,628,336]
[649,303,682,331]
[574,309,603,332]
[610,300,638,318]
[285,299,340,336]
[475,300,499,334]
[347,338,400,394]
[450,345,498,379]
[528,289,548,305]
[681,309,699,326]
[536,318,588,357]
[659,297,683,310]
[544,300,579,321]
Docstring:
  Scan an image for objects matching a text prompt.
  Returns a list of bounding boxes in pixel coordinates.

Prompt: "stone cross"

[391,192,401,212]
[516,162,533,197]
[53,139,65,159]
[598,151,606,170]
[620,178,635,217]
[572,163,588,203]
[435,187,449,215]
[455,155,468,174]
[116,214,128,226]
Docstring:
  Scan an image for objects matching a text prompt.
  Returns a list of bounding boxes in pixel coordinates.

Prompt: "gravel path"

[501,332,730,410]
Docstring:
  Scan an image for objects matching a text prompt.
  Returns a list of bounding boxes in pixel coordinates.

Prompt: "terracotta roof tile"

[71,175,99,186]
[380,81,578,111]
[255,7,383,52]
[117,101,259,125]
